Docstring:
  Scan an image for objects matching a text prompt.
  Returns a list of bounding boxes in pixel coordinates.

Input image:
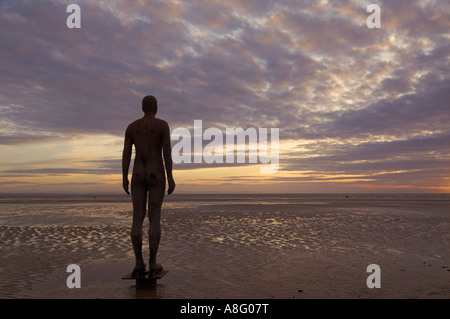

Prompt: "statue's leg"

[131,176,147,274]
[148,177,165,274]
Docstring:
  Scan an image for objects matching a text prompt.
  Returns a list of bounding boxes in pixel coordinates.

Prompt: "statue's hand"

[123,178,130,195]
[167,177,176,195]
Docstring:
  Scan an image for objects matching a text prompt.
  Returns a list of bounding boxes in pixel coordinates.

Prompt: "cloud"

[0,134,61,145]
[1,0,449,192]
[0,180,35,185]
[278,132,450,189]
[2,0,448,133]
[2,167,118,176]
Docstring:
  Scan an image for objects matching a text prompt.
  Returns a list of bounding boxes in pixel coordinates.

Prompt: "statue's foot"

[132,263,146,278]
[149,263,163,277]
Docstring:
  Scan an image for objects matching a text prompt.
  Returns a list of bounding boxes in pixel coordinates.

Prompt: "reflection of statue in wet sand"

[122,95,175,278]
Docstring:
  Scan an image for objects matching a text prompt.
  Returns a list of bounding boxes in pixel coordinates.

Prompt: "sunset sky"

[1,0,449,194]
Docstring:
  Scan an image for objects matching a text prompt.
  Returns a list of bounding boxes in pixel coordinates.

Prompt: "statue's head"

[142,95,157,115]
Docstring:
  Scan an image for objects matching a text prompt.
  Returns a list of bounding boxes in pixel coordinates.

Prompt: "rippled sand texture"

[1,195,449,298]
[157,201,450,299]
[0,202,132,298]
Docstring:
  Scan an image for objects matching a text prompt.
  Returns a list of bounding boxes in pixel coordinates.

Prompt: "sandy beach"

[0,193,449,299]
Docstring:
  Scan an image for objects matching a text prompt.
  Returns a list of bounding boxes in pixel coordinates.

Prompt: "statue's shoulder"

[154,117,169,128]
[127,118,144,130]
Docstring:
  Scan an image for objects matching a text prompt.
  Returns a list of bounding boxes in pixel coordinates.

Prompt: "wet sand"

[1,194,449,299]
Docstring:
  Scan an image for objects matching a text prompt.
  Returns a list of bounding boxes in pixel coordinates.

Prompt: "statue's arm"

[122,126,133,195]
[162,122,175,194]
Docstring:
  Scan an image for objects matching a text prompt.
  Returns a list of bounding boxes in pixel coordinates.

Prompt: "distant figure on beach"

[122,95,175,278]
